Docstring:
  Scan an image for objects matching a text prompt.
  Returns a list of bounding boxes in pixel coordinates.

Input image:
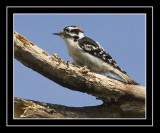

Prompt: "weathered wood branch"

[14,31,146,118]
[14,97,145,118]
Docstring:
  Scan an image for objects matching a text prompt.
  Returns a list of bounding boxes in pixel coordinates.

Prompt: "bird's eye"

[65,29,69,32]
[70,29,79,34]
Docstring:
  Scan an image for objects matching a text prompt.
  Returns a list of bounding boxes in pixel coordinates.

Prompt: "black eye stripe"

[70,29,79,34]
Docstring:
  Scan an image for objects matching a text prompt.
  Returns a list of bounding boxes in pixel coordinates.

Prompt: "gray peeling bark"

[14,31,146,118]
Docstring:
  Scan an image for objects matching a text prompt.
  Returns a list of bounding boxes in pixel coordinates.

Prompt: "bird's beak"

[52,33,61,36]
[52,30,64,36]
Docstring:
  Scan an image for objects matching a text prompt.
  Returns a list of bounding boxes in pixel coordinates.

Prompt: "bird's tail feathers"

[113,69,139,85]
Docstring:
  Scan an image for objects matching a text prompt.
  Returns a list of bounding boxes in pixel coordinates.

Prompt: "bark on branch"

[14,31,146,118]
[14,97,145,118]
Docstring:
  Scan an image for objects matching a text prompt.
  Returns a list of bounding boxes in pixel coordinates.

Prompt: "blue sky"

[14,14,145,107]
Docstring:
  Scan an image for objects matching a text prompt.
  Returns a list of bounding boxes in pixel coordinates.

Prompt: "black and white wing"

[78,37,127,74]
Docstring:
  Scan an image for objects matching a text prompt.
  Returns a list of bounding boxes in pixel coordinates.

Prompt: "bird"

[53,26,138,85]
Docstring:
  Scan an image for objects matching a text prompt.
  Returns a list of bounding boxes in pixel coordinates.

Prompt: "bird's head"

[53,26,85,41]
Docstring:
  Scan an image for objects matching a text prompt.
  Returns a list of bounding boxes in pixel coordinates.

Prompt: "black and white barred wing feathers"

[78,37,138,85]
[78,37,126,74]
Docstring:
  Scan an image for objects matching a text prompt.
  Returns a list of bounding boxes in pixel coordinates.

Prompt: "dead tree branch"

[14,97,145,118]
[14,31,146,118]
